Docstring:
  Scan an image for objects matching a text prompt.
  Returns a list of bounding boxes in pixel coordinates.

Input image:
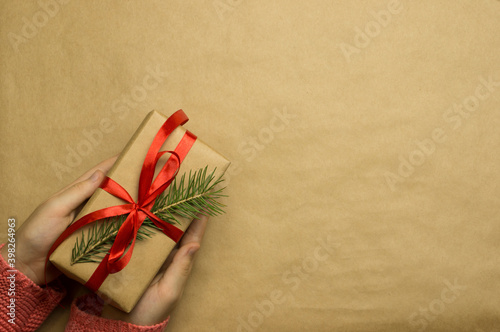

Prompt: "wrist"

[1,244,39,284]
[101,305,132,323]
[101,304,167,326]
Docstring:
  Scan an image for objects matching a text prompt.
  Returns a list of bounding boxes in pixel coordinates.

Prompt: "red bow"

[46,110,196,291]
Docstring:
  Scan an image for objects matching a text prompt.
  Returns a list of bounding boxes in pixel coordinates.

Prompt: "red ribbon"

[46,110,197,291]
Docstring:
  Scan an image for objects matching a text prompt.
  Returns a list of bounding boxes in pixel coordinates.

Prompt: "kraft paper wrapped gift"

[49,110,230,313]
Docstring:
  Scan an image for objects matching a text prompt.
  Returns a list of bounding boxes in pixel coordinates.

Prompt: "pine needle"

[70,167,226,265]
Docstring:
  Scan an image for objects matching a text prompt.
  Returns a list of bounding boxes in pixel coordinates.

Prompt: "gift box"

[49,110,230,312]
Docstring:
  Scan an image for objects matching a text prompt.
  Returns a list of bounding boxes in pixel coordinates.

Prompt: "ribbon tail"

[85,254,111,292]
[142,209,184,243]
[85,212,141,291]
[107,211,141,273]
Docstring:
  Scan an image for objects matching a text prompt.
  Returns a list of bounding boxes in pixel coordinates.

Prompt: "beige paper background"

[1,1,499,331]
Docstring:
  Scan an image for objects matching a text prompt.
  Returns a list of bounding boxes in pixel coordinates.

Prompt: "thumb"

[159,243,200,301]
[49,170,104,217]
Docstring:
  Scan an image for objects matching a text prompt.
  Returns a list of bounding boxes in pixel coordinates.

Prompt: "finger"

[157,216,207,276]
[154,216,207,285]
[159,244,179,274]
[151,246,178,285]
[179,214,208,247]
[72,155,118,183]
[47,170,105,218]
[158,243,200,300]
[53,155,118,197]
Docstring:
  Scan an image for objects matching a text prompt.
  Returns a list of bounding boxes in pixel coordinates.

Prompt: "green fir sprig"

[70,167,226,265]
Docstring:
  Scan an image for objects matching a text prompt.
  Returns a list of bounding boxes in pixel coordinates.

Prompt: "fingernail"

[90,171,100,182]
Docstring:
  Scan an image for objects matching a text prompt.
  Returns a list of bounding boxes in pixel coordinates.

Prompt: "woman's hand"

[100,215,207,326]
[0,156,117,285]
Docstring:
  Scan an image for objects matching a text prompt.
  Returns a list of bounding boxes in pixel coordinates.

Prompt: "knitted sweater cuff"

[0,243,66,332]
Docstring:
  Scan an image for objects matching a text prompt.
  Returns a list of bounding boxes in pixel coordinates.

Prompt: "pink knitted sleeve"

[0,242,168,331]
[0,243,66,332]
[65,293,169,331]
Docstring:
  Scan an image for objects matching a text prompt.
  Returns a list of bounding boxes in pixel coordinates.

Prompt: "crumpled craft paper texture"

[0,1,499,331]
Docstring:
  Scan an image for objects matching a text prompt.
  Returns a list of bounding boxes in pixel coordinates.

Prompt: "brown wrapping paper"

[49,110,230,313]
[2,1,500,331]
